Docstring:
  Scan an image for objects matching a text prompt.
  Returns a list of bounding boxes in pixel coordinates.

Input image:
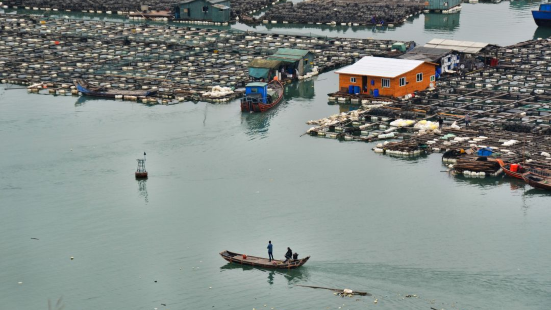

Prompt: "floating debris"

[297,285,371,296]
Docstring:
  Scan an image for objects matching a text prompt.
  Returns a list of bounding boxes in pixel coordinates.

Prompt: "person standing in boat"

[267,241,274,262]
[284,247,293,263]
[465,114,471,127]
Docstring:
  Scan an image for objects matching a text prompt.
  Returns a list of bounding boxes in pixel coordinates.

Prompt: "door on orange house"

[362,76,368,93]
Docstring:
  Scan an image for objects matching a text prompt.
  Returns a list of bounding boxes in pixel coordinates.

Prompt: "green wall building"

[174,0,231,23]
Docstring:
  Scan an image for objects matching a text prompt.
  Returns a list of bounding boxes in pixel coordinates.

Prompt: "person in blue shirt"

[267,241,274,261]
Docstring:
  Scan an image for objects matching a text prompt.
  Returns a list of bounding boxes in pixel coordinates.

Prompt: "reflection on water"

[285,79,315,100]
[242,111,272,138]
[241,79,315,137]
[524,187,551,196]
[424,13,460,31]
[533,26,551,39]
[137,179,149,203]
[328,103,360,113]
[449,173,506,188]
[509,0,542,11]
[74,95,108,106]
[219,263,309,285]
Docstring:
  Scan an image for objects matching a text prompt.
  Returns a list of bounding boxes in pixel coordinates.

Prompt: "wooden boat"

[453,156,501,175]
[73,79,157,98]
[219,250,310,269]
[532,3,551,27]
[496,159,525,179]
[522,172,551,191]
[496,159,551,180]
[241,80,284,113]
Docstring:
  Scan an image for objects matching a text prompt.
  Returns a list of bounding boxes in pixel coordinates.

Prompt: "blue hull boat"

[533,4,551,27]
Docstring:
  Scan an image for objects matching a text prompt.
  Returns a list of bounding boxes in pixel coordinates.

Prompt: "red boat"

[241,80,284,113]
[496,159,551,180]
[496,159,525,179]
[522,172,551,191]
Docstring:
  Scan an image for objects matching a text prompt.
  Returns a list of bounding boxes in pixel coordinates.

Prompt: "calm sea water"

[2,2,551,310]
[1,70,551,310]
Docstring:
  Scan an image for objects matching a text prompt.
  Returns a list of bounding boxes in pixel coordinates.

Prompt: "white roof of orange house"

[335,56,429,78]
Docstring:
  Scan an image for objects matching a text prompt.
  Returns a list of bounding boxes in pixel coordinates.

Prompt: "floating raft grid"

[0,14,406,102]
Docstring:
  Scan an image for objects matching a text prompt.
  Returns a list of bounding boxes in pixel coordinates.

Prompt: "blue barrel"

[348,85,354,94]
[354,86,360,94]
[373,89,379,97]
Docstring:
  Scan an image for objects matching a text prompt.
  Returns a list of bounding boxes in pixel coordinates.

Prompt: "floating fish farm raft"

[305,39,551,171]
[0,0,280,21]
[0,14,407,102]
[262,0,425,26]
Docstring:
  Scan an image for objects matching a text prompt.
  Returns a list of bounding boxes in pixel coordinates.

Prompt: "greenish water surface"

[1,71,550,310]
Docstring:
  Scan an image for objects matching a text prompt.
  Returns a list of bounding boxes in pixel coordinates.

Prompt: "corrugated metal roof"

[335,56,428,78]
[212,4,229,9]
[247,82,267,87]
[398,46,453,62]
[248,59,282,69]
[424,38,489,53]
[267,48,310,62]
[274,48,310,57]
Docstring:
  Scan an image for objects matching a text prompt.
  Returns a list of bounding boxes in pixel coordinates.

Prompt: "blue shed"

[245,82,268,104]
[477,147,493,157]
[174,0,231,23]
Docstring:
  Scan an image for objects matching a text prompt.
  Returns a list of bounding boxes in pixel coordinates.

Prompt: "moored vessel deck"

[522,172,551,191]
[74,79,157,98]
[241,80,284,113]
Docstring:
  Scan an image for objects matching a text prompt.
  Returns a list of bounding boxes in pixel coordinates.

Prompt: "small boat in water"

[496,159,525,179]
[74,79,157,98]
[532,3,551,27]
[522,172,551,191]
[220,250,310,269]
[241,80,284,113]
[496,159,551,180]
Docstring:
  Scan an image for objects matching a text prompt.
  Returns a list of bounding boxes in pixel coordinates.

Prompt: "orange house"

[335,56,438,98]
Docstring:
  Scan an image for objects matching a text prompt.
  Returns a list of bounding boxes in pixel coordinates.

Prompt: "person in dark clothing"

[284,247,292,263]
[437,116,444,130]
[292,252,299,260]
[267,241,274,262]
